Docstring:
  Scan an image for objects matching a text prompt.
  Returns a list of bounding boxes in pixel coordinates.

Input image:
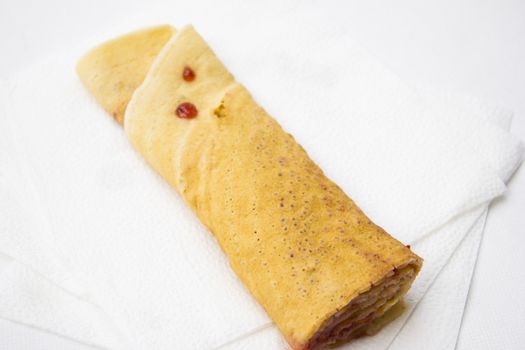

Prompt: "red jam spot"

[182,66,195,82]
[175,102,198,119]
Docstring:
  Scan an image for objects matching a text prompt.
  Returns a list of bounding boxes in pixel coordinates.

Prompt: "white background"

[0,0,524,349]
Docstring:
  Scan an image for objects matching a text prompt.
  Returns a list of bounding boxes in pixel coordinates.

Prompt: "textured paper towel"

[0,117,498,350]
[1,5,523,349]
[389,212,487,350]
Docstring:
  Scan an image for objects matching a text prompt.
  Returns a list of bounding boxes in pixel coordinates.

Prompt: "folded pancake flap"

[76,25,175,124]
[78,25,422,350]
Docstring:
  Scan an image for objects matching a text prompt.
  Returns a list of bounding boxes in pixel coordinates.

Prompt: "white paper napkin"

[0,4,523,349]
[389,211,487,350]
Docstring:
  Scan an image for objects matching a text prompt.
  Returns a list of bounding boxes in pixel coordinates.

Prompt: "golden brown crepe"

[77,25,422,350]
[76,25,175,124]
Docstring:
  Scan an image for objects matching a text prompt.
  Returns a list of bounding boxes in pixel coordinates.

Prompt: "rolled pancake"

[78,26,422,349]
[76,25,175,124]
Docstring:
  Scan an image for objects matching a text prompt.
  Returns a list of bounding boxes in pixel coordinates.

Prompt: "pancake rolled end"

[299,258,421,350]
